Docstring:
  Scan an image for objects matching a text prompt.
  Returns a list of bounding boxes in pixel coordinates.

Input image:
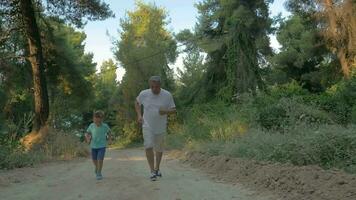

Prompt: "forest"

[1,0,355,176]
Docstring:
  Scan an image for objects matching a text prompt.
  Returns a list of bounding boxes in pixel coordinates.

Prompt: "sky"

[83,0,290,80]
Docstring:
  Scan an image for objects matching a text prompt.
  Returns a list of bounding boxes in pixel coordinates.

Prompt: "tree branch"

[0,27,20,45]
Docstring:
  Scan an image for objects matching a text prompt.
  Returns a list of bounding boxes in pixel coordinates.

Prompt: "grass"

[169,98,356,174]
[0,128,89,170]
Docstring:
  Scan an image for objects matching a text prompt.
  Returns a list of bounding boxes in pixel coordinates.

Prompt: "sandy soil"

[0,148,274,200]
[184,152,356,200]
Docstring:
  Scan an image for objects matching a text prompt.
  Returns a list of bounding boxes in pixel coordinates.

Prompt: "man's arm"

[160,93,176,115]
[135,100,143,123]
[159,108,176,115]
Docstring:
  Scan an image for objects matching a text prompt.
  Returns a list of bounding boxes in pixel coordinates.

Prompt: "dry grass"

[1,127,89,169]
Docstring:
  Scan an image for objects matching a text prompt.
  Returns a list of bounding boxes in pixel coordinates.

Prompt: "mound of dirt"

[183,152,356,200]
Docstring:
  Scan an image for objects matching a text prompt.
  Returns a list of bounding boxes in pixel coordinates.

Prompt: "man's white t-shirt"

[136,89,176,134]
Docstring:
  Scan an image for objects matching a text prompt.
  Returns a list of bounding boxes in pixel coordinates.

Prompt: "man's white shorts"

[143,127,165,152]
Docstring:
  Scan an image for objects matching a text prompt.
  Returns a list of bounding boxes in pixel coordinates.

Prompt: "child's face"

[93,116,103,124]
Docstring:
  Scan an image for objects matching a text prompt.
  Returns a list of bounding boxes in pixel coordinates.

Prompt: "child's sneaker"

[155,170,162,178]
[96,172,103,180]
[150,172,157,181]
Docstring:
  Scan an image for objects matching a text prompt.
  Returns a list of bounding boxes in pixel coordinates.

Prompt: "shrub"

[0,128,88,170]
[257,104,287,130]
[206,125,356,173]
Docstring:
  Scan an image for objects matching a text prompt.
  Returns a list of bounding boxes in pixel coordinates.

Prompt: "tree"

[93,59,118,123]
[114,1,177,141]
[319,0,356,77]
[271,15,338,91]
[41,19,97,130]
[0,15,98,137]
[286,0,356,78]
[0,0,113,131]
[175,29,207,105]
[194,0,273,100]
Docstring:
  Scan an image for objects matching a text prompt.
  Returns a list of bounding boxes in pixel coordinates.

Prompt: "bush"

[269,80,309,98]
[39,130,88,159]
[0,128,88,170]
[180,102,250,142]
[314,77,356,124]
[177,95,356,173]
[257,104,287,130]
[199,125,356,173]
[171,79,356,173]
[253,96,334,130]
[351,106,356,124]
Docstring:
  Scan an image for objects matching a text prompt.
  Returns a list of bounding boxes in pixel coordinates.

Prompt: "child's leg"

[96,148,106,174]
[91,149,99,173]
[92,160,98,172]
[98,160,104,174]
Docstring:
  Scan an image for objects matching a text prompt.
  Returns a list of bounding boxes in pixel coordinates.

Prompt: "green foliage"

[192,0,273,100]
[311,77,356,124]
[179,100,356,173]
[351,106,356,124]
[41,19,97,131]
[257,104,287,130]
[176,101,249,142]
[91,59,118,126]
[176,77,356,173]
[113,2,177,143]
[221,125,356,173]
[175,49,206,105]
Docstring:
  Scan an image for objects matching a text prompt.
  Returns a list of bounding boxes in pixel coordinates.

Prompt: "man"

[135,76,176,181]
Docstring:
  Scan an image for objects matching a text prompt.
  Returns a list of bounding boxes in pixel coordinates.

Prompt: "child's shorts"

[91,147,106,160]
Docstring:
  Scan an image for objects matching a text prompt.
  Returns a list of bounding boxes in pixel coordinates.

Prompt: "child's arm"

[106,130,113,145]
[85,132,91,143]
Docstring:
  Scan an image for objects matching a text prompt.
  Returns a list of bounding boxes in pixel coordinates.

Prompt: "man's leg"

[143,128,155,172]
[145,148,155,172]
[155,151,163,171]
[154,134,165,177]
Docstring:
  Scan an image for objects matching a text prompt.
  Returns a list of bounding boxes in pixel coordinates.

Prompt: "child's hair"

[93,110,105,118]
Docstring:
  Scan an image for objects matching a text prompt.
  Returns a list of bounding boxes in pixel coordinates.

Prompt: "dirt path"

[0,148,274,200]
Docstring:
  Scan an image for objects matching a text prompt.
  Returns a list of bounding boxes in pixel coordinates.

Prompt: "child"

[85,110,111,180]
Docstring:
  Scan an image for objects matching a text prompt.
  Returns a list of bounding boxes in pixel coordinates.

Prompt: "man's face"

[150,81,161,95]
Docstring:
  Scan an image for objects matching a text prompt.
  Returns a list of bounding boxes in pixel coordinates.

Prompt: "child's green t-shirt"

[86,123,110,149]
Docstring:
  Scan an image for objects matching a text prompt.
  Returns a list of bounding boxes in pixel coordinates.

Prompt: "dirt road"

[0,148,274,200]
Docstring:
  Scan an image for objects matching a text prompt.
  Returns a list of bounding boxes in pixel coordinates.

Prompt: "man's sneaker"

[150,172,157,181]
[96,173,103,180]
[155,170,162,178]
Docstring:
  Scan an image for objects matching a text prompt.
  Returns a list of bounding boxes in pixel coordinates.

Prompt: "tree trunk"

[19,0,49,131]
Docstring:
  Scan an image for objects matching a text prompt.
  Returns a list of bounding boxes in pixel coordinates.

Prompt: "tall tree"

[194,0,273,100]
[114,2,177,141]
[94,59,118,111]
[286,0,356,78]
[0,16,97,137]
[271,15,338,91]
[0,0,113,131]
[176,29,207,105]
[41,19,97,130]
[319,0,356,77]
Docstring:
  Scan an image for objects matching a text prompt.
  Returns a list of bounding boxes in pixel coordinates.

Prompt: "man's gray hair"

[149,76,161,83]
